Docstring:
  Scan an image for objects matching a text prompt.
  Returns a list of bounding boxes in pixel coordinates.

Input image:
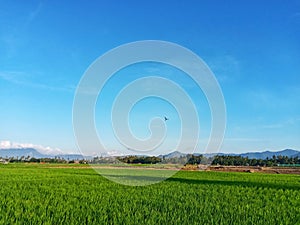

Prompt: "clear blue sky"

[0,0,299,154]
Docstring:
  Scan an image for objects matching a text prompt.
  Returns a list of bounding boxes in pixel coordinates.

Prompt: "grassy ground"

[0,163,299,224]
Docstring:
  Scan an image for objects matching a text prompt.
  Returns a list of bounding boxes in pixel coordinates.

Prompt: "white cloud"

[107,150,124,156]
[0,140,63,155]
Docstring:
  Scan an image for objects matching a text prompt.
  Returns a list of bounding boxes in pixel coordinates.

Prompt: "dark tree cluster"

[91,156,119,164]
[2,156,86,164]
[161,156,188,164]
[117,155,162,164]
[211,155,300,166]
[186,154,203,165]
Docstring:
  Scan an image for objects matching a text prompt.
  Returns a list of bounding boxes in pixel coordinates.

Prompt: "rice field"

[0,164,299,224]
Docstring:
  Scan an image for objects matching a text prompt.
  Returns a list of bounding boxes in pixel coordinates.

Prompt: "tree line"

[117,155,162,164]
[2,154,300,166]
[0,157,87,164]
[205,155,300,166]
[103,154,300,166]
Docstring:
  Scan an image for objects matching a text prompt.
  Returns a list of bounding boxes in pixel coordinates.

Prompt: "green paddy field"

[0,163,299,225]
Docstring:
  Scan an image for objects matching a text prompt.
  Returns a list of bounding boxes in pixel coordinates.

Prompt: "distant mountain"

[159,151,187,159]
[159,149,300,160]
[292,152,300,158]
[203,152,229,158]
[160,151,235,159]
[56,154,92,160]
[0,148,87,160]
[240,149,300,159]
[1,148,299,160]
[0,148,45,158]
[160,151,237,158]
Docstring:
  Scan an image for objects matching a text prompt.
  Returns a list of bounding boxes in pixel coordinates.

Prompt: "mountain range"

[159,149,300,159]
[0,148,87,160]
[239,149,300,159]
[1,147,300,160]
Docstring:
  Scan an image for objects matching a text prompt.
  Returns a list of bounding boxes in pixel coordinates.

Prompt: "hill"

[1,147,299,160]
[159,151,186,159]
[0,148,86,160]
[165,149,300,159]
[240,149,300,159]
[0,148,45,158]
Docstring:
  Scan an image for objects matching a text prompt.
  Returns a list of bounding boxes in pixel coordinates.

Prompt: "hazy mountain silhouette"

[0,148,45,158]
[1,147,299,160]
[239,149,300,159]
[163,149,300,159]
[0,148,86,160]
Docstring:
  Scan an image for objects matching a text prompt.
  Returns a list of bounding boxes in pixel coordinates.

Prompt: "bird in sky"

[164,116,169,121]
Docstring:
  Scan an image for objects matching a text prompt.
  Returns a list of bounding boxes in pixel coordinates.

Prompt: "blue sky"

[0,0,299,154]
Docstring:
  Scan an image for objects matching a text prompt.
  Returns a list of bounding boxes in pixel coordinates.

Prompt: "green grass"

[0,163,299,224]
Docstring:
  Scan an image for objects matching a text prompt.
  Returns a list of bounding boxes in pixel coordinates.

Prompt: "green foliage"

[212,155,300,166]
[186,154,203,165]
[117,155,162,164]
[0,164,299,224]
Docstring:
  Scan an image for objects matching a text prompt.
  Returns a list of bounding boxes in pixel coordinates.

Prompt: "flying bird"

[164,116,169,121]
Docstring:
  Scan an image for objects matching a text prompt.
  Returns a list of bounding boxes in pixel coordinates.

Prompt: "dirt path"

[206,166,300,174]
[40,164,300,174]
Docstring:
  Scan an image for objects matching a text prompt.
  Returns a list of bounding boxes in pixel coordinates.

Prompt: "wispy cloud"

[0,70,75,93]
[260,117,300,129]
[246,87,300,110]
[232,116,300,134]
[290,12,300,19]
[27,1,43,25]
[223,137,264,142]
[0,1,44,58]
[207,55,241,83]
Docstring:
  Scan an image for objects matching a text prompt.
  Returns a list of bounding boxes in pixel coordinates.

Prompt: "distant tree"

[29,157,40,163]
[117,156,161,164]
[186,154,203,165]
